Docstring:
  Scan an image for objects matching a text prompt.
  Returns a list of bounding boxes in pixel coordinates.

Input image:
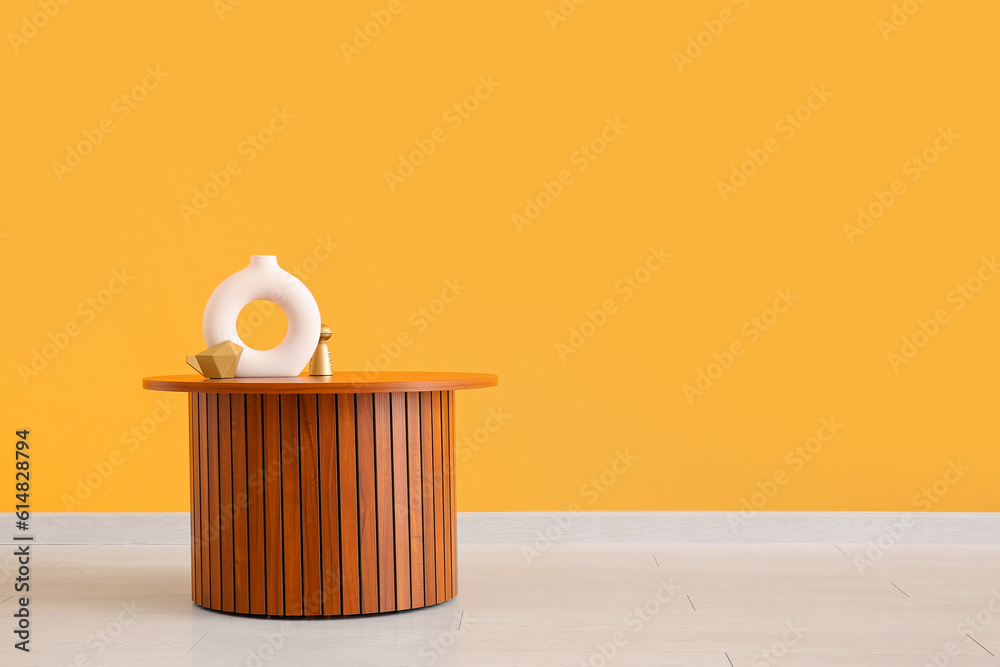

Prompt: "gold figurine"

[309,324,333,376]
[187,340,242,379]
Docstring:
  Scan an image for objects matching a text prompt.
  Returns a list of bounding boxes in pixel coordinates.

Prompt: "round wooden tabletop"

[142,371,498,394]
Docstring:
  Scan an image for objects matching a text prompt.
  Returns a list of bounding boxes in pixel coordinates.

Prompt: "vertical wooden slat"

[231,394,250,614]
[198,393,210,607]
[431,391,445,602]
[186,382,467,617]
[391,392,411,611]
[208,395,222,609]
[319,394,341,615]
[338,394,361,615]
[300,395,322,616]
[448,390,457,597]
[189,394,200,605]
[406,392,424,606]
[356,393,378,613]
[421,392,436,606]
[218,393,234,612]
[374,393,395,611]
[263,394,284,615]
[245,394,266,615]
[280,395,303,615]
[441,390,452,600]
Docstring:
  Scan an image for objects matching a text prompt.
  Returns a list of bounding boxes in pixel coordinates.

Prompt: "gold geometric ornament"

[186,340,243,379]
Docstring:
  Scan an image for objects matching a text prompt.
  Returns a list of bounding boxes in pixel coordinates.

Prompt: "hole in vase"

[236,300,288,351]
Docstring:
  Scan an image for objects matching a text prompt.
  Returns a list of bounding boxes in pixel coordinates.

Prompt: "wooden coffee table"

[142,372,498,617]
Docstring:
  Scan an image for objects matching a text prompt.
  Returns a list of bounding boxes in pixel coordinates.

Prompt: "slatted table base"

[187,390,456,616]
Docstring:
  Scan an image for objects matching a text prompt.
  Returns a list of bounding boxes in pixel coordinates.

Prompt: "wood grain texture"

[445,390,455,599]
[144,372,498,394]
[431,391,445,603]
[262,394,283,616]
[188,394,199,605]
[337,393,361,615]
[391,391,411,611]
[356,393,378,614]
[420,392,436,607]
[299,395,322,617]
[407,392,425,607]
[184,387,462,617]
[24,541,1000,666]
[218,393,234,612]
[207,394,221,609]
[230,394,249,615]
[245,394,266,615]
[280,395,303,616]
[449,391,458,597]
[318,394,341,616]
[374,392,395,612]
[197,393,209,607]
[13,512,1000,546]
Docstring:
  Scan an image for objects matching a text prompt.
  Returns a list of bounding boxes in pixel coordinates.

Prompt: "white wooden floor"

[2,542,999,666]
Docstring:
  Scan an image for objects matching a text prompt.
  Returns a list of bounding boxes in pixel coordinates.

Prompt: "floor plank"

[2,543,998,666]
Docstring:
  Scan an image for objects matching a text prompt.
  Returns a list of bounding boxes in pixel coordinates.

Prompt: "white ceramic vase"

[202,255,321,377]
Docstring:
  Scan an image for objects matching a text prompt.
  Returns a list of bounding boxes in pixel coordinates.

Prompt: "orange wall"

[3,0,997,512]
